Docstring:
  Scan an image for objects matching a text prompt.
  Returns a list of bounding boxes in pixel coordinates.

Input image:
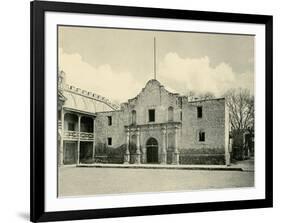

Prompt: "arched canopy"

[146,137,158,147]
[64,113,78,121]
[146,137,158,163]
[64,113,78,131]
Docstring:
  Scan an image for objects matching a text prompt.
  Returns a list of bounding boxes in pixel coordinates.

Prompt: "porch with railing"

[63,131,94,140]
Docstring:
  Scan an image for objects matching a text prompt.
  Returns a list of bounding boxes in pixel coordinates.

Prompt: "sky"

[58,26,254,104]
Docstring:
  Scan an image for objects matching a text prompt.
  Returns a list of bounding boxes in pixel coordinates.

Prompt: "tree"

[184,90,196,97]
[198,92,215,100]
[223,88,254,133]
[184,90,215,101]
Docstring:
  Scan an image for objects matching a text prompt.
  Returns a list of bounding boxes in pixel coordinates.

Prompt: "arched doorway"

[146,138,158,163]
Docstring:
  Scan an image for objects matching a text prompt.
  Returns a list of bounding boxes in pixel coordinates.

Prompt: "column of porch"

[77,115,81,165]
[59,110,64,166]
[92,117,95,163]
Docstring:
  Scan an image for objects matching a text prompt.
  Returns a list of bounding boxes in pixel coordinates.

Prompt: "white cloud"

[59,48,143,103]
[158,53,254,97]
[59,49,254,104]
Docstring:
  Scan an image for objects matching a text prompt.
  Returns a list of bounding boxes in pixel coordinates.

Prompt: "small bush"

[95,143,107,156]
[179,148,225,155]
[94,144,127,164]
[94,155,108,163]
[180,154,225,165]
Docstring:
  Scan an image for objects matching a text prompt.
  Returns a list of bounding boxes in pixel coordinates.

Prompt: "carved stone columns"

[135,129,141,164]
[160,127,167,164]
[124,129,130,164]
[172,127,180,165]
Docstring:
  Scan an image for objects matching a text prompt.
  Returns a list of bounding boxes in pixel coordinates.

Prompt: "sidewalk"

[230,156,255,172]
[76,157,255,172]
[77,163,243,171]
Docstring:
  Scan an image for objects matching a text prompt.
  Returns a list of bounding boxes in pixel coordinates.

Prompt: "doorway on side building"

[146,137,158,163]
[63,141,77,165]
[79,141,94,164]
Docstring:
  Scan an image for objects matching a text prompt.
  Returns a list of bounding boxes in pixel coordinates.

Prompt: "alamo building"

[58,71,231,166]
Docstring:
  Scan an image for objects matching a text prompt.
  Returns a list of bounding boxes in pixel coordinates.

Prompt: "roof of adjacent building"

[187,97,225,103]
[62,84,120,114]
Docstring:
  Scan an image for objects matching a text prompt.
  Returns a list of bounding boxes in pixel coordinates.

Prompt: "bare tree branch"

[223,88,254,133]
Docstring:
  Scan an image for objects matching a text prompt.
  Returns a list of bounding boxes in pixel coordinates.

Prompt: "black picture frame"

[30,0,273,222]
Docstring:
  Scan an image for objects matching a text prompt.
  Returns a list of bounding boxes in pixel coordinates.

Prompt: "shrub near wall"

[94,143,108,163]
[107,145,126,164]
[179,148,225,165]
[94,143,126,164]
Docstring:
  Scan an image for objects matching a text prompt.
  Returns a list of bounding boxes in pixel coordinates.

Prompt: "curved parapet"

[62,84,120,113]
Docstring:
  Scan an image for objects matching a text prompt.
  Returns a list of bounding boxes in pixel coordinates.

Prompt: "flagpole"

[154,37,156,80]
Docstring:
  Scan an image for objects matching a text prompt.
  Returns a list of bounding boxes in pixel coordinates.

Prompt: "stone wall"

[95,110,128,150]
[181,99,226,151]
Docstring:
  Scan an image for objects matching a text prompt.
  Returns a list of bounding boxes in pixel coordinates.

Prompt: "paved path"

[77,163,243,171]
[231,157,255,171]
[77,157,255,172]
[58,167,254,197]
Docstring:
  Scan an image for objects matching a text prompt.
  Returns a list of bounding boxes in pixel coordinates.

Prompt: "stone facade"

[94,79,230,165]
[95,110,128,150]
[58,74,231,166]
[181,99,227,150]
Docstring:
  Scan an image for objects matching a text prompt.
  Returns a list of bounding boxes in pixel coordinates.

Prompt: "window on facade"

[199,131,205,142]
[68,122,75,131]
[168,106,174,122]
[180,111,183,121]
[197,106,203,118]
[132,110,136,125]
[108,116,112,126]
[148,109,155,122]
[107,137,112,146]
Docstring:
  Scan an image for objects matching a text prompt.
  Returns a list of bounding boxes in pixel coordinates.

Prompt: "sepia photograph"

[57,25,255,197]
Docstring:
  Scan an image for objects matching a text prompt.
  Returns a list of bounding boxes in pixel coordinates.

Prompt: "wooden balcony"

[63,131,94,140]
[80,132,94,140]
[64,131,79,140]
